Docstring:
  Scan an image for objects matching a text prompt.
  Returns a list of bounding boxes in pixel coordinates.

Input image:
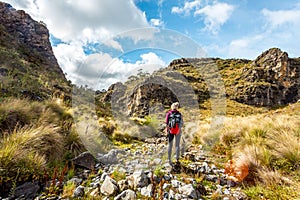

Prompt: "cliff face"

[0,2,69,100]
[234,48,300,106]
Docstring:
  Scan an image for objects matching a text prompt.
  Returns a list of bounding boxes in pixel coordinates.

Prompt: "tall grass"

[196,103,300,198]
[0,98,85,185]
[0,125,64,182]
[0,98,43,133]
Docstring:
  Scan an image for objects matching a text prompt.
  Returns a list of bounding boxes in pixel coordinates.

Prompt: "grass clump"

[111,169,126,181]
[0,98,43,132]
[61,182,77,198]
[0,125,64,182]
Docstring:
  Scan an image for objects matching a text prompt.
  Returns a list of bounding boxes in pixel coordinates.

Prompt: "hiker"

[166,102,183,166]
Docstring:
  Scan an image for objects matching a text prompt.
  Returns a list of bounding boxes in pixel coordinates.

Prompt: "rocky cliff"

[234,48,300,106]
[0,2,69,100]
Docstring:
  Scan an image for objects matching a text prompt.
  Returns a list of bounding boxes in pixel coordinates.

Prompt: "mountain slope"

[0,2,70,100]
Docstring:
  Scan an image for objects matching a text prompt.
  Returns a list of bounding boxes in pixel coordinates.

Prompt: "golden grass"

[0,125,64,182]
[0,98,85,186]
[0,98,42,132]
[196,102,300,198]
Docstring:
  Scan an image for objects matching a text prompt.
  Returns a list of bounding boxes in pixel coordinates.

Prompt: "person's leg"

[175,133,181,161]
[168,134,175,164]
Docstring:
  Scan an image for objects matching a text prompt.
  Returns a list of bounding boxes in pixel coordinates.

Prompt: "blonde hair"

[171,102,179,110]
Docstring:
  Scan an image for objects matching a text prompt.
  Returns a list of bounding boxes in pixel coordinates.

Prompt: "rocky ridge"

[0,2,63,76]
[234,48,300,106]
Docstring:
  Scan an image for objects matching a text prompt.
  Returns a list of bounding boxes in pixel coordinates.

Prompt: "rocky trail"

[4,136,248,200]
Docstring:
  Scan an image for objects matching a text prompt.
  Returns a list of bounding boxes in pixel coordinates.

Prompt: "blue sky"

[3,0,300,89]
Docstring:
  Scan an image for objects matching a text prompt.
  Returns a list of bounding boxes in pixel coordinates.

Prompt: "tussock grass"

[196,102,300,198]
[0,98,85,187]
[0,125,64,182]
[0,98,73,133]
[0,98,43,132]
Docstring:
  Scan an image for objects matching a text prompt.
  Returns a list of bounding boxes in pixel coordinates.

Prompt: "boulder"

[72,151,96,170]
[13,182,40,199]
[100,176,119,196]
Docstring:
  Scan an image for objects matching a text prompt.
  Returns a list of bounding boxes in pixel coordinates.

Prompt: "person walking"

[166,102,183,166]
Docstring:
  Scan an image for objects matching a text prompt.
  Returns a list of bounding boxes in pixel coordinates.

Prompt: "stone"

[178,184,197,199]
[73,185,85,198]
[118,180,129,191]
[205,174,218,182]
[114,189,136,200]
[130,170,149,189]
[72,152,96,170]
[100,176,119,196]
[97,149,125,165]
[67,177,83,186]
[141,184,153,197]
[90,188,100,197]
[100,172,109,182]
[171,180,183,188]
[13,182,40,199]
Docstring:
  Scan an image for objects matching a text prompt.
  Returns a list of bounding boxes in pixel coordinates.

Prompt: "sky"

[3,0,300,90]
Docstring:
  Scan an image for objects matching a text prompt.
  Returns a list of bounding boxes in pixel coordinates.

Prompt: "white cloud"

[171,1,234,34]
[137,52,166,66]
[259,5,300,57]
[194,2,234,35]
[54,44,166,89]
[171,0,201,16]
[53,42,87,75]
[150,18,164,27]
[262,7,300,28]
[227,35,264,59]
[103,39,124,53]
[99,52,166,89]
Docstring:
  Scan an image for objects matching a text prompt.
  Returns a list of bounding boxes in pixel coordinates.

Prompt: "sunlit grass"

[196,102,300,198]
[0,98,85,186]
[0,125,63,182]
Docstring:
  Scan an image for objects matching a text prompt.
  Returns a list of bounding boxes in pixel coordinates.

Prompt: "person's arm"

[165,111,170,135]
[180,114,183,128]
[166,111,170,124]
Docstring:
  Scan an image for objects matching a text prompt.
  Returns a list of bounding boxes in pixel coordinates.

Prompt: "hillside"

[0,2,70,100]
[98,48,300,120]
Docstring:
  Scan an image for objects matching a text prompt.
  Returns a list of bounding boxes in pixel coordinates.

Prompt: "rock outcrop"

[0,2,69,99]
[235,48,300,106]
[101,71,199,118]
[0,2,64,78]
